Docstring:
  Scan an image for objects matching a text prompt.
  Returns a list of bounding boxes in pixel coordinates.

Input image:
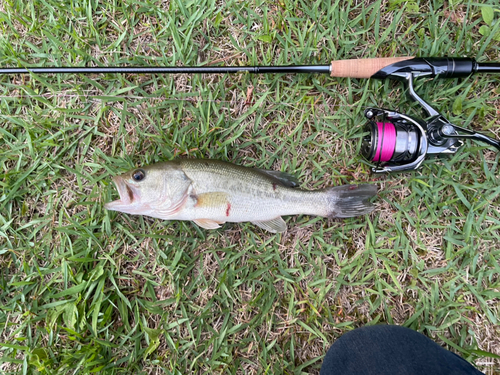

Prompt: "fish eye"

[132,169,146,182]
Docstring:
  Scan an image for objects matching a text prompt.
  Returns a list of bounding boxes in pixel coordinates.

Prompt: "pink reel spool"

[372,122,396,162]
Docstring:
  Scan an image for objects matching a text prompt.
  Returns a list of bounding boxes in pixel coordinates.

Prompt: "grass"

[1,0,500,373]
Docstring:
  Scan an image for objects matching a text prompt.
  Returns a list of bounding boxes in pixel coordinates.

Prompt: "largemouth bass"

[105,159,377,233]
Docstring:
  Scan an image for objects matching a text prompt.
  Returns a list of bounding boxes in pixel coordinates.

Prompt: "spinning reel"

[361,72,500,173]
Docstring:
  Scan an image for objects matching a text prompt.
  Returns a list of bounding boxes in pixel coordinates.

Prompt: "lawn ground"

[1,0,500,374]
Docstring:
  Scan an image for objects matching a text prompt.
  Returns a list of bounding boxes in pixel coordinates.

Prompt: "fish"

[104,159,377,233]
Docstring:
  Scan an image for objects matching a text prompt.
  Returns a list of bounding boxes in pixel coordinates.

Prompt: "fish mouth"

[104,176,139,210]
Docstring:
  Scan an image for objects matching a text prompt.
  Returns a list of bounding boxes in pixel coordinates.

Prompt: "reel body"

[360,73,500,173]
[362,108,463,173]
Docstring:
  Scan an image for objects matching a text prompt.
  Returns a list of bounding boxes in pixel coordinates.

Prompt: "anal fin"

[252,217,287,233]
[193,218,224,230]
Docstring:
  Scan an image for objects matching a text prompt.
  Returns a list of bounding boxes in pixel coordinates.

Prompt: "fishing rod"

[3,56,500,172]
[3,56,500,76]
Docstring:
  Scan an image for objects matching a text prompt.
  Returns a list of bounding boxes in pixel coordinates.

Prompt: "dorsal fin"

[255,169,299,188]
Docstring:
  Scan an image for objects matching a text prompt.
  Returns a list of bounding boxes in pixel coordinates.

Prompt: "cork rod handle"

[330,57,414,78]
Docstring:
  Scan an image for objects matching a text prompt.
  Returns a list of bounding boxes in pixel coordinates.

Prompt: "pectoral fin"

[193,218,225,230]
[194,192,228,208]
[252,217,287,233]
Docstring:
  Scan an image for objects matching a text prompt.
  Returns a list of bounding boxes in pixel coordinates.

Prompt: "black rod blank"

[0,65,331,75]
[476,63,500,74]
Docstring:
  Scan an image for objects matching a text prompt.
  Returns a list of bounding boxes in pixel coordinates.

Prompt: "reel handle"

[442,124,500,152]
[470,133,500,151]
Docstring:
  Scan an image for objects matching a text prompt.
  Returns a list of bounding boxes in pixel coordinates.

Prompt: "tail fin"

[326,184,377,218]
